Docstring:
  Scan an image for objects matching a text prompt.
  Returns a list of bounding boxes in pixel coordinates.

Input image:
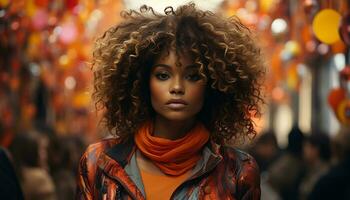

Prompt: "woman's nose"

[169,77,185,95]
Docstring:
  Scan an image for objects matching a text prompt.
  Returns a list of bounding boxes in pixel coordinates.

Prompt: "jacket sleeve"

[236,151,261,200]
[76,150,93,200]
[75,139,118,200]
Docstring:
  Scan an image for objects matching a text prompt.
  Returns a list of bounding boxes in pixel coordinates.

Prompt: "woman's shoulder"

[221,145,259,167]
[77,138,122,188]
[212,145,261,198]
[221,145,260,187]
[81,137,121,161]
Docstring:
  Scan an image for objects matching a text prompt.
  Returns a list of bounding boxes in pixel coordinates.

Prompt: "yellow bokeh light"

[312,9,341,44]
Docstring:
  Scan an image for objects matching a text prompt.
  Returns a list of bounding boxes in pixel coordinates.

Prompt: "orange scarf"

[134,121,210,176]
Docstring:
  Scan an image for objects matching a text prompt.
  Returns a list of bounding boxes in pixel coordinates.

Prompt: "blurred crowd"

[0,123,87,200]
[2,121,350,200]
[249,126,350,200]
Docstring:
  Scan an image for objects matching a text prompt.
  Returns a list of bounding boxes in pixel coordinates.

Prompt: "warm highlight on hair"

[92,3,265,144]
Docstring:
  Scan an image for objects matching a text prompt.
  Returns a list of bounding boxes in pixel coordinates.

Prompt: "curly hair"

[92,3,265,144]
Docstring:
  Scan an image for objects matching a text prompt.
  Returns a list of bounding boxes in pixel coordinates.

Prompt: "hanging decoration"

[337,99,350,125]
[328,66,350,126]
[312,9,341,44]
[328,87,346,112]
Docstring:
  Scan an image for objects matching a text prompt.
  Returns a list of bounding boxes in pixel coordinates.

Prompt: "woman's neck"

[153,116,196,140]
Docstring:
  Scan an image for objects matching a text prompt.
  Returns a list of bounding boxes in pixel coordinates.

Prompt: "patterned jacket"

[76,138,260,200]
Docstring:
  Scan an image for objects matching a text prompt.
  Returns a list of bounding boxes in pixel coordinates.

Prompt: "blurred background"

[0,0,350,199]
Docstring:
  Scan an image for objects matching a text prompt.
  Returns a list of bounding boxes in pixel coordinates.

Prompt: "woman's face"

[149,50,207,122]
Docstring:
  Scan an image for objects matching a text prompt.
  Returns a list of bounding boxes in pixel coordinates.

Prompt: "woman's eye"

[186,73,201,81]
[155,73,170,80]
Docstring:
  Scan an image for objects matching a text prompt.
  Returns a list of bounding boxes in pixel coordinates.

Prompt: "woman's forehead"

[154,49,195,67]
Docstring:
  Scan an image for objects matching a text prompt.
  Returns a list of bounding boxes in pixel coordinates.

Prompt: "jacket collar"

[104,138,222,168]
[105,138,135,167]
[97,139,144,200]
[104,138,222,167]
[190,140,222,179]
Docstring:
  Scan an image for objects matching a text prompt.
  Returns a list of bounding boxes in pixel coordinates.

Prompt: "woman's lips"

[166,103,187,109]
[166,99,188,109]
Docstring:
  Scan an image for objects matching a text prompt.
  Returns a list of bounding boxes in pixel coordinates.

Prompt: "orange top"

[140,169,190,200]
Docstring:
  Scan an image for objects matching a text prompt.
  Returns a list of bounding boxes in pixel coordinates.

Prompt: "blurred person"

[0,122,24,200]
[48,135,86,200]
[67,136,87,174]
[76,3,265,200]
[250,130,281,172]
[9,132,56,200]
[267,125,305,200]
[299,132,331,200]
[0,147,24,200]
[249,131,282,200]
[308,127,350,200]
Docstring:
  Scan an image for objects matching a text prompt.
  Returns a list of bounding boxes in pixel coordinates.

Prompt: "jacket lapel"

[190,141,223,179]
[105,138,135,167]
[97,139,145,200]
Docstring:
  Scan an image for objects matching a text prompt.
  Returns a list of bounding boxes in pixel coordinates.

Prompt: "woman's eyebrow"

[152,64,171,69]
[152,64,197,69]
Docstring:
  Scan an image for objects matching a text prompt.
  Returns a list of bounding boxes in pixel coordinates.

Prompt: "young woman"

[76,4,265,200]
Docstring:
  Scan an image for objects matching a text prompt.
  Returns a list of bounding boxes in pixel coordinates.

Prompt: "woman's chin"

[157,113,196,122]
